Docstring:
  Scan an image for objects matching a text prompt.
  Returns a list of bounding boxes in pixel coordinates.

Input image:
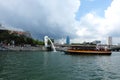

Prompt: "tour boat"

[64,45,111,55]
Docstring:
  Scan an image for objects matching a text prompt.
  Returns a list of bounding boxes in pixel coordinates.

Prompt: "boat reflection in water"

[64,45,111,55]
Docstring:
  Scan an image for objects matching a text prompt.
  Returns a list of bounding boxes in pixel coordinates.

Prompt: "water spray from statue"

[44,36,56,52]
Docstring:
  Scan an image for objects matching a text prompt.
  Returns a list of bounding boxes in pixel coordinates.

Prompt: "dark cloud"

[0,0,80,40]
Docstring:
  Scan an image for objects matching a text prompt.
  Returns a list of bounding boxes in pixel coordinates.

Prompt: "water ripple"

[0,52,120,80]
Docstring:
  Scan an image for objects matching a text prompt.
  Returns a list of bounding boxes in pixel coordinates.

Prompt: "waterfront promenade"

[0,45,44,51]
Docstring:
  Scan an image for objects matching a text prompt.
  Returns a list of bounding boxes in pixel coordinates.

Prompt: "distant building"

[108,36,112,45]
[92,40,101,45]
[23,31,32,38]
[0,24,7,30]
[0,23,31,38]
[10,31,31,38]
[117,43,120,46]
[66,36,70,44]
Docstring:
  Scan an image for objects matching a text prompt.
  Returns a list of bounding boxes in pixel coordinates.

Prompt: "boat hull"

[64,50,111,55]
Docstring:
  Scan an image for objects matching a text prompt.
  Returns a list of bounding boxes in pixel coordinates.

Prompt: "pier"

[110,45,120,51]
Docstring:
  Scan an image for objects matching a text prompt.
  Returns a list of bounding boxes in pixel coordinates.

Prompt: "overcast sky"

[0,0,120,44]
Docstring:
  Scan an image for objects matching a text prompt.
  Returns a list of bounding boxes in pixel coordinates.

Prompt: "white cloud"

[75,0,120,44]
[104,0,120,33]
[76,12,103,39]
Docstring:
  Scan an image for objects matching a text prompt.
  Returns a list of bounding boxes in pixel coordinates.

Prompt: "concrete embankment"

[0,46,8,51]
[0,45,46,51]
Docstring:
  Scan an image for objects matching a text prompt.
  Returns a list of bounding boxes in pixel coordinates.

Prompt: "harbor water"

[0,51,120,80]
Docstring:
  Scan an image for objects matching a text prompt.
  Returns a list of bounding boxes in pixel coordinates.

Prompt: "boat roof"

[69,45,96,47]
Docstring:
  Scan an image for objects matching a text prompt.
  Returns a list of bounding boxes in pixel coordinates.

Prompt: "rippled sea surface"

[0,51,120,80]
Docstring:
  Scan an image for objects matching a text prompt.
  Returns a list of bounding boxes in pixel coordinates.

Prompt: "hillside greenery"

[0,30,44,46]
